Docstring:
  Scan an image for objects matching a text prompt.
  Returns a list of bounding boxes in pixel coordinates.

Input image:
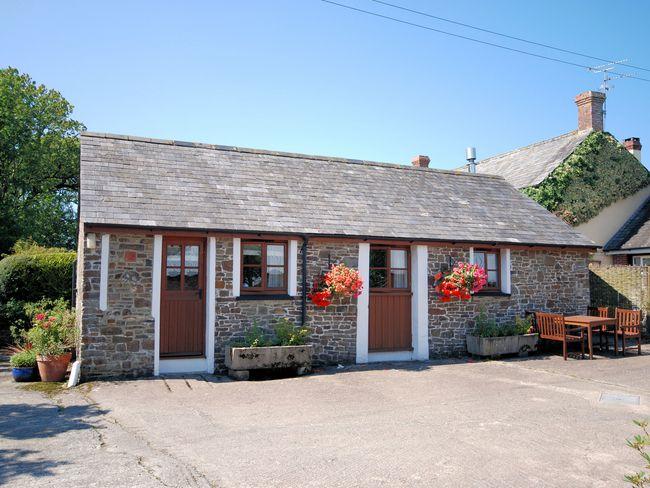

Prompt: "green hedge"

[522,132,650,226]
[0,249,76,339]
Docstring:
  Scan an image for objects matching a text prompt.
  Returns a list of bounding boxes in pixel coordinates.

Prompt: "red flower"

[35,313,46,321]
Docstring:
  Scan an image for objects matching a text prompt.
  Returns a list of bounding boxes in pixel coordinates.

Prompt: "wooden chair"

[535,312,586,360]
[609,308,642,356]
[588,306,610,351]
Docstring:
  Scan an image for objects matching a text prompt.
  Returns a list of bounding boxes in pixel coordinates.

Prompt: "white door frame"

[356,243,429,363]
[153,235,216,375]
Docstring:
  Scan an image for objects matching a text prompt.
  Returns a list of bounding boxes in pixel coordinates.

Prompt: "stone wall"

[77,231,155,379]
[427,247,590,356]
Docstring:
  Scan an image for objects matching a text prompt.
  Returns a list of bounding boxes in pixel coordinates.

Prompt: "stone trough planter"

[225,344,313,380]
[466,333,539,358]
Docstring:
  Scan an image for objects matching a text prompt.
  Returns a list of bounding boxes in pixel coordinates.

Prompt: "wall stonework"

[427,247,590,356]
[77,232,155,379]
[77,231,590,378]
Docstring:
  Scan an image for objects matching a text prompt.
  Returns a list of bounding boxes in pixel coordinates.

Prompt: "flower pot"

[36,352,72,382]
[12,366,36,382]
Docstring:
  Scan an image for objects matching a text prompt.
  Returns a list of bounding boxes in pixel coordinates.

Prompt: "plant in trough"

[274,318,310,346]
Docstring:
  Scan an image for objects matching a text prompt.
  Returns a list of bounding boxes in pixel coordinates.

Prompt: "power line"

[370,0,650,73]
[320,0,650,83]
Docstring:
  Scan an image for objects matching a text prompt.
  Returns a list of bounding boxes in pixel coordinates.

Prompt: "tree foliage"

[0,67,85,254]
[522,132,650,226]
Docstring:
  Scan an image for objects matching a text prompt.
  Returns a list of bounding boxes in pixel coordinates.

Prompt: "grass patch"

[19,381,66,398]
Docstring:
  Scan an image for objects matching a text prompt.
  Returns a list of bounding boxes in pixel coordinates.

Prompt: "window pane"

[184,268,199,289]
[185,245,199,268]
[267,245,285,266]
[166,245,181,267]
[474,252,485,268]
[487,253,497,270]
[243,267,262,288]
[267,267,285,288]
[633,257,640,266]
[487,270,498,287]
[243,244,262,265]
[370,249,387,268]
[166,267,181,290]
[391,269,408,289]
[390,249,407,269]
[643,258,650,266]
[370,269,388,288]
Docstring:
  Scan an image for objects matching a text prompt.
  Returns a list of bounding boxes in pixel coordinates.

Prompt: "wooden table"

[564,315,617,359]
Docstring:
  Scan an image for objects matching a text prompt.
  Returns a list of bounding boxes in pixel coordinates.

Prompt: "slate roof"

[79,132,595,248]
[604,196,650,251]
[473,130,591,189]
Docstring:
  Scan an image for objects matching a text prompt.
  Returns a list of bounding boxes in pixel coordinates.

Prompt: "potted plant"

[225,319,312,380]
[26,309,77,382]
[9,348,37,382]
[466,309,539,358]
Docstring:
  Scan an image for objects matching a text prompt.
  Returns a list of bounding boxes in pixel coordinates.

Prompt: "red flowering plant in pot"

[433,262,487,302]
[308,263,364,307]
[26,310,78,382]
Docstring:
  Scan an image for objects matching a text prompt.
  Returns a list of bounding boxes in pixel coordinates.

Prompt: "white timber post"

[288,239,298,296]
[232,238,241,297]
[501,248,511,294]
[356,243,370,363]
[99,234,110,311]
[205,237,216,373]
[152,234,163,376]
[411,245,430,360]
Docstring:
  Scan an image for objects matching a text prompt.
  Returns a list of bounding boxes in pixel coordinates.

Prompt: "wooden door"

[368,246,412,352]
[160,237,206,358]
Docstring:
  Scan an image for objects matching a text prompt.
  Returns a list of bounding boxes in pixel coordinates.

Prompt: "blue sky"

[4,0,649,169]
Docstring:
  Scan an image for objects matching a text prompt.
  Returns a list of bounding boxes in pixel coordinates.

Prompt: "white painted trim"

[205,237,216,374]
[500,248,512,294]
[159,358,208,374]
[288,240,298,296]
[606,248,650,255]
[99,234,110,311]
[355,243,370,364]
[469,246,475,265]
[152,235,163,376]
[232,238,241,297]
[368,351,413,362]
[411,245,430,361]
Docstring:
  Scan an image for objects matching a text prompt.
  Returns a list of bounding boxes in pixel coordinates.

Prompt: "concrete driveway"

[2,350,650,487]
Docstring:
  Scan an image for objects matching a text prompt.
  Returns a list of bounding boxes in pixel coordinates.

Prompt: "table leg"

[588,326,593,360]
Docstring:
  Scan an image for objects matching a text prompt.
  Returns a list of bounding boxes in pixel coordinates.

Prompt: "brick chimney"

[574,91,606,131]
[411,155,430,168]
[624,137,642,162]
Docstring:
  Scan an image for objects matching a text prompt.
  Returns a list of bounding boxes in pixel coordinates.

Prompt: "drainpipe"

[301,236,308,327]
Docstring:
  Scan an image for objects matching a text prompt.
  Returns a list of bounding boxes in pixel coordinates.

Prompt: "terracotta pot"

[36,353,72,382]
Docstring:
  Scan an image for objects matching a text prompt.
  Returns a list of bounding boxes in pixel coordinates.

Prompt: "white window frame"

[469,246,511,294]
[632,255,650,266]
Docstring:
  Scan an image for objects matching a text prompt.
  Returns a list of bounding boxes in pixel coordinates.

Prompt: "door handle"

[198,289,203,299]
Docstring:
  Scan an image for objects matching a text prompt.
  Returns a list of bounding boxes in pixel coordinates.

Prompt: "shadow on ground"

[0,448,70,485]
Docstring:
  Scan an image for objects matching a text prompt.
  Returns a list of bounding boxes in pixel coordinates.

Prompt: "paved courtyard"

[2,349,650,487]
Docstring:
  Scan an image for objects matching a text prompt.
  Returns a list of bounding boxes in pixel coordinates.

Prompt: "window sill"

[473,291,511,297]
[236,294,295,301]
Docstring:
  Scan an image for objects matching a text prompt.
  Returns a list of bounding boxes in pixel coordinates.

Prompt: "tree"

[0,67,85,255]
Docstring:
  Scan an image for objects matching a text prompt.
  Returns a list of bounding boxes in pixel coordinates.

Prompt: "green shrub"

[3,298,70,344]
[625,420,650,487]
[10,349,36,368]
[0,247,75,336]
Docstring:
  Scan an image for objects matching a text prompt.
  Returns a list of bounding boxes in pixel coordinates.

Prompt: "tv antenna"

[588,59,634,125]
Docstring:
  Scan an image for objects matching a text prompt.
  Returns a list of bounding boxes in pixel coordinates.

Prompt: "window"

[633,255,650,266]
[369,247,409,290]
[474,249,500,290]
[241,241,287,293]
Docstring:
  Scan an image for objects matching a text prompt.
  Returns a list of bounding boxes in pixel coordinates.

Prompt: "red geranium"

[434,262,487,302]
[308,263,364,307]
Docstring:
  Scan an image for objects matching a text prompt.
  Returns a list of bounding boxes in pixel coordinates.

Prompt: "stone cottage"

[76,132,595,379]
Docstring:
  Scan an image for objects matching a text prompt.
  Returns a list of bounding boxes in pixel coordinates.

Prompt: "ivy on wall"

[522,132,650,226]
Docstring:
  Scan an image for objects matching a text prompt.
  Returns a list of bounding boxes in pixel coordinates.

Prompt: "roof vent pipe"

[466,147,477,173]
